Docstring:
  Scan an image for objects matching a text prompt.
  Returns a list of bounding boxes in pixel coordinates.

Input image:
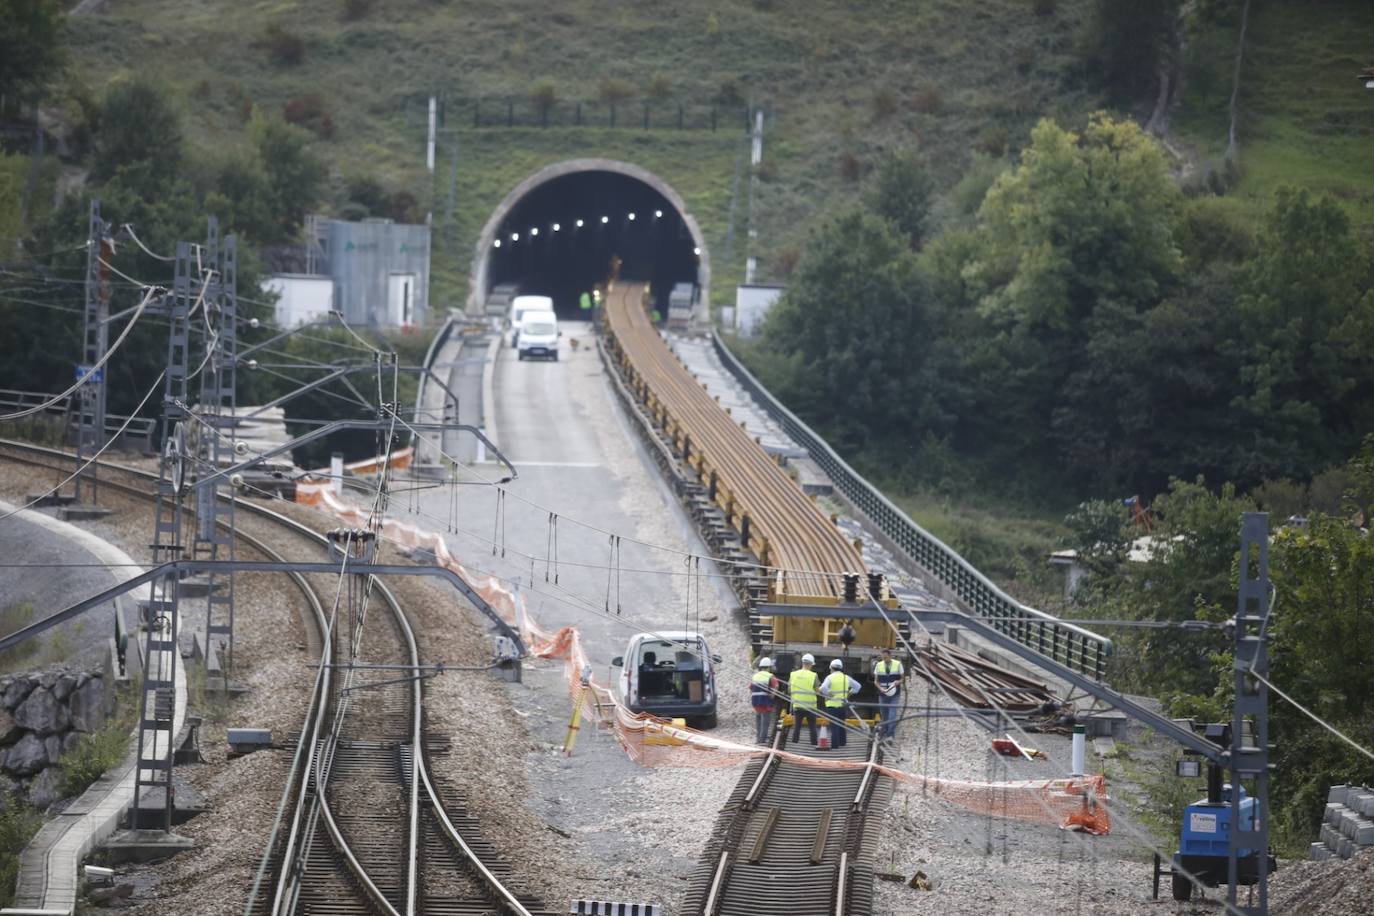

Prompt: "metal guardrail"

[709,332,1112,680]
[414,313,458,424]
[0,388,156,452]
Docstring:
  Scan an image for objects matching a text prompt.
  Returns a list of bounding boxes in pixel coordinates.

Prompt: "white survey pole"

[1071,723,1086,776]
[331,452,344,497]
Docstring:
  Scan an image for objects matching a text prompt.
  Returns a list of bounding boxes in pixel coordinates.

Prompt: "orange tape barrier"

[292,474,1110,835]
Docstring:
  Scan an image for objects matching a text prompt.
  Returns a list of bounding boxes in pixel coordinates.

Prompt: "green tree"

[864,149,933,248]
[0,0,64,105]
[1072,478,1251,705]
[759,210,956,455]
[247,110,324,242]
[1234,188,1374,481]
[92,79,183,182]
[1079,0,1181,105]
[956,114,1182,484]
[1268,512,1374,845]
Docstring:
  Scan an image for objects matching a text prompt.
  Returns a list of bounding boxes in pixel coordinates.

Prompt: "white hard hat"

[801,653,815,664]
[758,656,772,668]
[830,659,843,669]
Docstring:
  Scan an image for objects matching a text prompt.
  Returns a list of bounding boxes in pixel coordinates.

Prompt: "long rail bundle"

[602,282,864,606]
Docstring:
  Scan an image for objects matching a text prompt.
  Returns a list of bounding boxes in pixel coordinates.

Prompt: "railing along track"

[0,441,549,916]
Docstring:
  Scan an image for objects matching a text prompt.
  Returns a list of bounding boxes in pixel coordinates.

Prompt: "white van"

[516,311,559,361]
[611,631,720,728]
[508,295,553,348]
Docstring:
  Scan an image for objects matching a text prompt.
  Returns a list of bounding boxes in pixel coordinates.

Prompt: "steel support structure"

[74,200,111,502]
[1229,512,1271,915]
[133,241,193,834]
[191,219,239,678]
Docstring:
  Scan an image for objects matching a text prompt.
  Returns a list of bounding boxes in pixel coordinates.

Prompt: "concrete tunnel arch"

[467,158,710,317]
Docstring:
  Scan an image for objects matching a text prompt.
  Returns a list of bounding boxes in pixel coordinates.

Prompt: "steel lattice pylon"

[134,240,194,833]
[74,200,111,502]
[191,218,239,679]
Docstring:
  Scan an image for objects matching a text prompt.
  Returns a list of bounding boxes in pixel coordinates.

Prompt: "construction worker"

[788,653,820,746]
[751,657,779,744]
[873,647,905,740]
[820,659,859,750]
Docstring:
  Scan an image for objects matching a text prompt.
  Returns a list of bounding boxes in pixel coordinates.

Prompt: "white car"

[516,312,559,361]
[508,295,554,348]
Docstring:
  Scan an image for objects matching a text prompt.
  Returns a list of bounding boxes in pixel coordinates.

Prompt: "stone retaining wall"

[0,669,114,809]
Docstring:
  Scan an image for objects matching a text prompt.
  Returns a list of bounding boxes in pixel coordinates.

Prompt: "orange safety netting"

[293,476,1111,835]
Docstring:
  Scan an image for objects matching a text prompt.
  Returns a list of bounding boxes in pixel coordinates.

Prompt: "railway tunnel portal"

[468,159,709,319]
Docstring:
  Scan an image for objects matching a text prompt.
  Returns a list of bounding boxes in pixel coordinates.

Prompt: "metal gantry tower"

[134,240,195,832]
[1229,511,1272,914]
[74,200,111,502]
[191,219,240,680]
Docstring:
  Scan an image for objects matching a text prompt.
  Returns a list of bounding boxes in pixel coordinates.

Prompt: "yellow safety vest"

[824,673,852,708]
[789,668,819,708]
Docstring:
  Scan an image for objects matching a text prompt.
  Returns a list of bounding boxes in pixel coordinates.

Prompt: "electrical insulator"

[868,572,886,601]
[842,572,860,604]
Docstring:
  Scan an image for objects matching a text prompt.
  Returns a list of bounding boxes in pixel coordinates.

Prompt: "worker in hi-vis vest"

[873,647,905,739]
[750,657,780,744]
[819,659,859,750]
[788,653,820,745]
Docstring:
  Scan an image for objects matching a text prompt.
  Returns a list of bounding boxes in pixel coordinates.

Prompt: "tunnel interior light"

[655,209,663,218]
[511,232,519,241]
[601,215,609,224]
[694,247,701,255]
[552,223,561,232]
[576,219,584,228]
[493,239,501,248]
[628,212,636,221]
[530,227,538,236]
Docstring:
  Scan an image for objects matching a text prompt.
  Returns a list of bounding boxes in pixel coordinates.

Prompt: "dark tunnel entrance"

[474,164,706,320]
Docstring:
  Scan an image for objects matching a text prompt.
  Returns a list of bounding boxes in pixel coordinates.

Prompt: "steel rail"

[0,441,539,914]
[602,283,864,599]
[0,441,398,915]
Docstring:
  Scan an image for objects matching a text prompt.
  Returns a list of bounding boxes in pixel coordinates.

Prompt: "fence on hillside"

[402,95,757,132]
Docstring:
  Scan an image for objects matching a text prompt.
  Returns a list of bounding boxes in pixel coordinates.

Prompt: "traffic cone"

[818,722,831,749]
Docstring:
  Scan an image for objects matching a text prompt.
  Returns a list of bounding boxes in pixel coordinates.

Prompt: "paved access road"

[408,320,753,900]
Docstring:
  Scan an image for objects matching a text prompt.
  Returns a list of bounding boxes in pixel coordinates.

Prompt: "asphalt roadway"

[410,319,752,889]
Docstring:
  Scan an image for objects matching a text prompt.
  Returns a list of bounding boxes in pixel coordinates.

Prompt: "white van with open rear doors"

[611,631,720,728]
[508,295,554,348]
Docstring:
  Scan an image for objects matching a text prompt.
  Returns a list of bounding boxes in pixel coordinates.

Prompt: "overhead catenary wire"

[0,368,167,523]
[0,286,155,421]
[866,594,1254,916]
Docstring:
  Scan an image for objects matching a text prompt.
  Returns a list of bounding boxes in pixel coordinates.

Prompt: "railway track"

[0,441,552,916]
[602,282,864,601]
[684,729,892,916]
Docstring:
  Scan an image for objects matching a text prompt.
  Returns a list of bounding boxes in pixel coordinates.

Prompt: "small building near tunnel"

[264,216,432,328]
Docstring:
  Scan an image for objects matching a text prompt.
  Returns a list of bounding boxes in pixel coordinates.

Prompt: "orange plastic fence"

[294,476,1111,835]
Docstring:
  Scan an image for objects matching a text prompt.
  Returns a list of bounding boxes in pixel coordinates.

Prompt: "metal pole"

[1228,512,1271,915]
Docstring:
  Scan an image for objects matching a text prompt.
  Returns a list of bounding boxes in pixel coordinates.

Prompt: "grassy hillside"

[63,0,1101,308]
[1172,1,1374,238]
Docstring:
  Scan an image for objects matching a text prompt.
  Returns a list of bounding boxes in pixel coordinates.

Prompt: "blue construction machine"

[1153,722,1277,902]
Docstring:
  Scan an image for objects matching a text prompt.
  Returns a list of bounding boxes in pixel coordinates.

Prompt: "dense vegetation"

[733,7,1374,851]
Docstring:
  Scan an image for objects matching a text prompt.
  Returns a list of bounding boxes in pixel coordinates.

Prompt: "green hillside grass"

[63,0,1100,308]
[1172,0,1374,238]
[57,0,1374,306]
